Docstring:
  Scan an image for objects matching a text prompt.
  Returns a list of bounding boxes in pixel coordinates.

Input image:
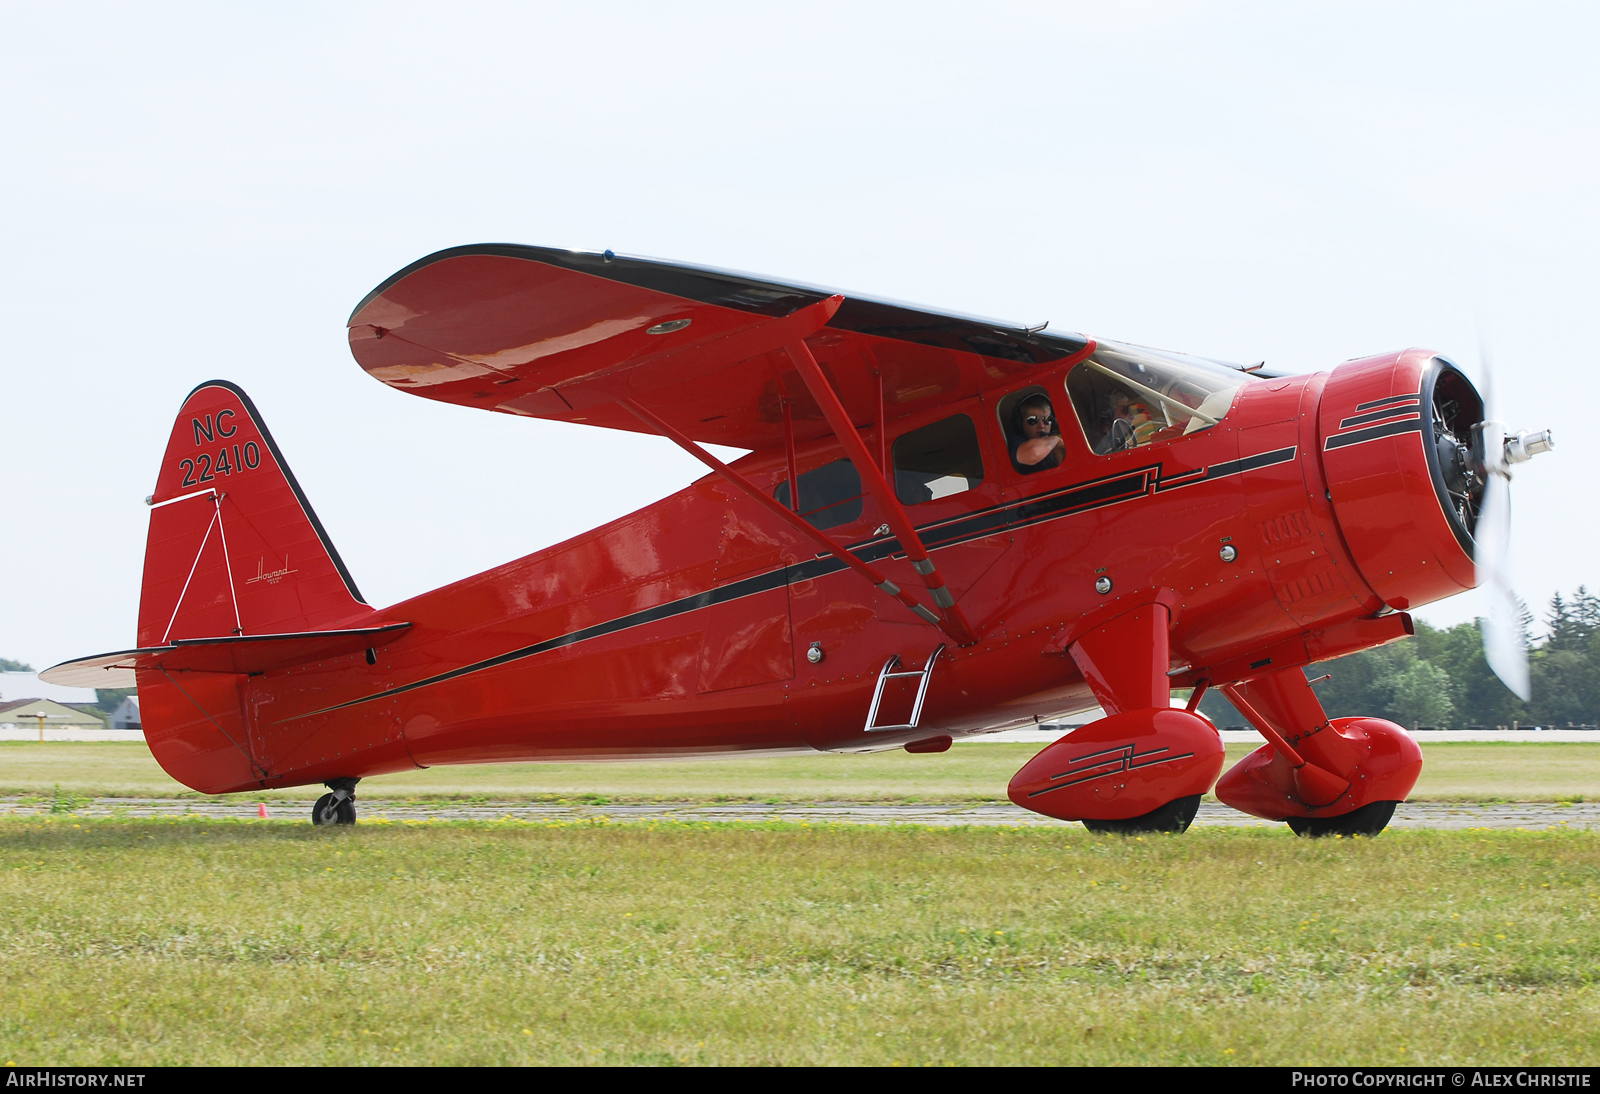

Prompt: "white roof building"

[0,672,97,705]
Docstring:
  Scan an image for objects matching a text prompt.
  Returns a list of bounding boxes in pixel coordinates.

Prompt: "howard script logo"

[246,555,298,586]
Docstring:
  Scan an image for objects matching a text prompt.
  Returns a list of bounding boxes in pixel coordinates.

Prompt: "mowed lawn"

[1,818,1597,1065]
[2,740,1599,803]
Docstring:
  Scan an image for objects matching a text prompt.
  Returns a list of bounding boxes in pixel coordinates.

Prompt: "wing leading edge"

[347,244,1089,450]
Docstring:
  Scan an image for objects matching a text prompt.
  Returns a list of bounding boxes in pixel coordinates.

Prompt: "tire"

[1285,799,1398,838]
[312,792,356,827]
[1082,794,1202,835]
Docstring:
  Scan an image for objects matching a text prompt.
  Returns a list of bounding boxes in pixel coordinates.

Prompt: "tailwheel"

[311,778,359,826]
[1285,800,1399,838]
[1082,794,1202,835]
[312,793,356,826]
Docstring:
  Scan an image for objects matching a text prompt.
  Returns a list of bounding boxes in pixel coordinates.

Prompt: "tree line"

[1200,587,1600,730]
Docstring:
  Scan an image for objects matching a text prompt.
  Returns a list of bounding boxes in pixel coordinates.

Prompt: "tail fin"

[138,380,370,647]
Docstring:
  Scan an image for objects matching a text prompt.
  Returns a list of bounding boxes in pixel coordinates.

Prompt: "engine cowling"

[1318,350,1484,611]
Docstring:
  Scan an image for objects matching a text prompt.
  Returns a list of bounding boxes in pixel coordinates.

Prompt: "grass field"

[1,818,1597,1065]
[3,740,1598,804]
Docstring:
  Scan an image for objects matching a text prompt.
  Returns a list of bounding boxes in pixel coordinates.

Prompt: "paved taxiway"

[2,796,1597,829]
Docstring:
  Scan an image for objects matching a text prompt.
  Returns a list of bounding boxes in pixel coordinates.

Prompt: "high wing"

[347,244,1089,449]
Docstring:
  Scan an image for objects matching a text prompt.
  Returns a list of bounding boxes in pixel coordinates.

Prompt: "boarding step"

[864,644,946,733]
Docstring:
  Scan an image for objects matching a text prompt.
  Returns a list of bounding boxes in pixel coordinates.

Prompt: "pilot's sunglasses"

[1025,415,1054,426]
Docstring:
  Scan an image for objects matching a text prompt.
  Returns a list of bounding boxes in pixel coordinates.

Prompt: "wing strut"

[619,398,952,634]
[783,341,980,647]
[777,369,802,512]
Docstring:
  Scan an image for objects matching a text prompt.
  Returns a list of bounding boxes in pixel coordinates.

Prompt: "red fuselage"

[138,343,1469,795]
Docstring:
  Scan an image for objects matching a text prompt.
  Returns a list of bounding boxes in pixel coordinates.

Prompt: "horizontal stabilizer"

[40,623,412,687]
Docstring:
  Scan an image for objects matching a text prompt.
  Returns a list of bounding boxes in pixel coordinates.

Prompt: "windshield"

[1065,341,1249,454]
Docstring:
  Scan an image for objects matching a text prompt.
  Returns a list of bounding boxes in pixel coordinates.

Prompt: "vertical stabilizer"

[138,380,370,648]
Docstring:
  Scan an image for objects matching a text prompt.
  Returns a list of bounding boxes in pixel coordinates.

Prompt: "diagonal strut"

[782,340,979,646]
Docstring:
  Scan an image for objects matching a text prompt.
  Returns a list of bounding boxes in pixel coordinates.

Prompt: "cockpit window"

[1065,341,1248,455]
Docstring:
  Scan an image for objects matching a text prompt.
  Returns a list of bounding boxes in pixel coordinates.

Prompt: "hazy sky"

[3,1,1595,669]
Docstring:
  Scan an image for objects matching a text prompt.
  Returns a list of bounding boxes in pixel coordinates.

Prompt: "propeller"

[1469,343,1553,702]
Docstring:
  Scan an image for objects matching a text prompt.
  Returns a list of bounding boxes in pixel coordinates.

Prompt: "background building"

[111,695,140,729]
[0,697,109,733]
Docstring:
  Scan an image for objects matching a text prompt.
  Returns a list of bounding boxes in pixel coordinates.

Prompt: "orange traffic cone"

[257,803,269,818]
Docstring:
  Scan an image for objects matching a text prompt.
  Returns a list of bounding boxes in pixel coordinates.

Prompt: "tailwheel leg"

[1285,800,1399,838]
[1081,794,1203,835]
[312,777,359,827]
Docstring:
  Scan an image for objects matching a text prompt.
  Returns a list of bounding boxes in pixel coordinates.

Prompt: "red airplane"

[45,245,1553,835]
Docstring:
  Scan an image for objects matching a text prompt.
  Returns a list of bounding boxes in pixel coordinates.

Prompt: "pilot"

[1091,391,1137,454]
[1009,395,1065,474]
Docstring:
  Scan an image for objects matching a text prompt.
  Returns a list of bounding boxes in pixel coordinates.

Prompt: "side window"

[774,458,864,530]
[892,414,985,504]
[997,385,1067,476]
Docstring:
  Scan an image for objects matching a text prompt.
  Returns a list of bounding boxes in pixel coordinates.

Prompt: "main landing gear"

[312,777,360,826]
[1008,591,1423,837]
[1009,596,1226,833]
[1284,800,1399,838]
[1212,670,1421,838]
[1081,794,1203,835]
